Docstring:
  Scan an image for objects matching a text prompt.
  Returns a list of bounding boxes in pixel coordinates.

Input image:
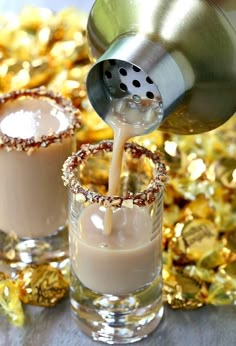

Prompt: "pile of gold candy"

[145,117,236,309]
[0,6,236,325]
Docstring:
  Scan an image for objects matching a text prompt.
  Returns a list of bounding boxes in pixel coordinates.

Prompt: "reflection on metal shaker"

[86,0,236,135]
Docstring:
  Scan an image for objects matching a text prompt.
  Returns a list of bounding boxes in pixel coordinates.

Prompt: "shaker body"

[86,0,236,134]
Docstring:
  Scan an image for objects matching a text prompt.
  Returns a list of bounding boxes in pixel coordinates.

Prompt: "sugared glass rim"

[0,87,81,152]
[62,140,167,208]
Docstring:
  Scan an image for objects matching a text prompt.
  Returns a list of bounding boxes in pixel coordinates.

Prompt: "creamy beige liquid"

[71,108,162,294]
[0,98,74,238]
[104,111,151,234]
[70,203,162,294]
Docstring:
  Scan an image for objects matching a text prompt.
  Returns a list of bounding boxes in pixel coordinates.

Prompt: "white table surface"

[0,1,235,345]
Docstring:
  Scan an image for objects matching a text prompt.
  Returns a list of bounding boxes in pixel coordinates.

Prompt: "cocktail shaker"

[86,0,236,134]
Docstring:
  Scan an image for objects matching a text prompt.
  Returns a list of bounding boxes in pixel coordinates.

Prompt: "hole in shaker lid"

[133,65,141,72]
[105,71,112,79]
[119,68,127,76]
[146,91,154,99]
[133,80,141,88]
[120,83,128,92]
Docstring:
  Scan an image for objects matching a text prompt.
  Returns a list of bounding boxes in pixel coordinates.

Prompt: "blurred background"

[0,0,94,13]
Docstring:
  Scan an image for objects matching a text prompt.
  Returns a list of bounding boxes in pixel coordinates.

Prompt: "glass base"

[0,225,68,265]
[70,270,164,344]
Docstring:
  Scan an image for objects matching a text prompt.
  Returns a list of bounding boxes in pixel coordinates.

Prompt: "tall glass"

[63,140,167,344]
[0,87,80,264]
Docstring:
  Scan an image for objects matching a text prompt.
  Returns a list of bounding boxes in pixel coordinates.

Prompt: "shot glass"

[0,87,80,264]
[63,140,167,344]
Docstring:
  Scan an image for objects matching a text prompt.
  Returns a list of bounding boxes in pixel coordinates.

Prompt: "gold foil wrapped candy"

[207,261,236,305]
[181,194,215,221]
[175,219,218,262]
[197,244,229,270]
[0,278,25,327]
[225,230,236,253]
[163,271,207,310]
[183,265,215,284]
[17,265,69,307]
[0,263,69,326]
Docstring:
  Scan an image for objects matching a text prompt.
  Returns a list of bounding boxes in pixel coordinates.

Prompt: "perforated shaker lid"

[87,58,164,135]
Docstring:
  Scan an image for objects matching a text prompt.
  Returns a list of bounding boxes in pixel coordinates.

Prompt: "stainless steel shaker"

[86,0,236,135]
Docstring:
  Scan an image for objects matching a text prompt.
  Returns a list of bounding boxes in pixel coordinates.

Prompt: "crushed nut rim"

[62,140,167,208]
[0,87,81,152]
